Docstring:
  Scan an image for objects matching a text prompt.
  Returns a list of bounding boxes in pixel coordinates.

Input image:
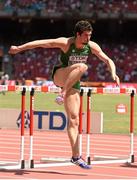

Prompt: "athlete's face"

[78,31,92,45]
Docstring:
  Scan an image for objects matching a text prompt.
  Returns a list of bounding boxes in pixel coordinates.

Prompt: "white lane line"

[0,141,136,151]
[0,145,133,153]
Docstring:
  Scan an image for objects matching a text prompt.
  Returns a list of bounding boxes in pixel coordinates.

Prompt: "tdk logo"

[34,111,67,130]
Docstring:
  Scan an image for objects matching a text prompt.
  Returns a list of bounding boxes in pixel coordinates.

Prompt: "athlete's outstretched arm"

[90,41,120,86]
[9,37,68,54]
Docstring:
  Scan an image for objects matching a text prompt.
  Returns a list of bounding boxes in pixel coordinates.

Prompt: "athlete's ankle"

[72,156,81,161]
[71,156,91,169]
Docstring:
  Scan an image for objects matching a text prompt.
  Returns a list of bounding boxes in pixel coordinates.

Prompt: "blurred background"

[0,0,137,86]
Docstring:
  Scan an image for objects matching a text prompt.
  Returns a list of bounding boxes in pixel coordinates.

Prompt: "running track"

[0,129,137,179]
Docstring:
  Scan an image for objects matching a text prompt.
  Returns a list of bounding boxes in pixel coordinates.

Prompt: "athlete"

[9,20,120,169]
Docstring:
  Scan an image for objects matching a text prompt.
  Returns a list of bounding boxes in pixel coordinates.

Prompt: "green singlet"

[52,41,92,90]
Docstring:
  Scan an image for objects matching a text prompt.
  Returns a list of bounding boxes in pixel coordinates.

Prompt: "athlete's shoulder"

[55,37,74,46]
[88,41,100,47]
[88,41,102,53]
[55,37,73,43]
[60,37,75,52]
[50,37,71,51]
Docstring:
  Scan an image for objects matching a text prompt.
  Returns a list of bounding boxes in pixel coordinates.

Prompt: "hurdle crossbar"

[0,85,136,94]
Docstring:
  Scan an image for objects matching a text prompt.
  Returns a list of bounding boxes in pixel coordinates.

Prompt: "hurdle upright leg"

[79,89,84,157]
[130,90,135,163]
[20,87,26,169]
[86,89,91,165]
[29,88,35,168]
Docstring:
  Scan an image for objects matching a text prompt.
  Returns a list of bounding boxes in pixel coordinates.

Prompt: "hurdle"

[27,88,73,168]
[0,87,27,170]
[28,87,75,169]
[0,85,136,169]
[39,88,93,168]
[40,87,135,166]
[80,88,135,165]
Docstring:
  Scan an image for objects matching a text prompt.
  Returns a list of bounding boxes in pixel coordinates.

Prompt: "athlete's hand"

[8,46,20,54]
[112,74,120,87]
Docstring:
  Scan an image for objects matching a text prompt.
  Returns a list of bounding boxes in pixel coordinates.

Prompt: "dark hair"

[74,20,93,36]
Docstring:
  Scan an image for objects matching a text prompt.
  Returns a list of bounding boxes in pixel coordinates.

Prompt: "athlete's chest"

[68,46,90,65]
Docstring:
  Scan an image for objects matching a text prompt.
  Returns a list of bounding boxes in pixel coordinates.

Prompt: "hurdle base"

[30,159,34,168]
[131,155,134,163]
[40,157,71,163]
[34,162,74,168]
[40,156,132,166]
[91,155,132,165]
[21,160,25,169]
[0,161,22,170]
[87,156,91,165]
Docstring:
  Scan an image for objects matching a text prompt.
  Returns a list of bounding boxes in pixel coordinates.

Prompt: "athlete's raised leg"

[53,63,88,104]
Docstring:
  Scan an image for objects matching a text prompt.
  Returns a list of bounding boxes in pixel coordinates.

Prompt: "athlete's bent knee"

[68,115,79,128]
[77,63,88,74]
